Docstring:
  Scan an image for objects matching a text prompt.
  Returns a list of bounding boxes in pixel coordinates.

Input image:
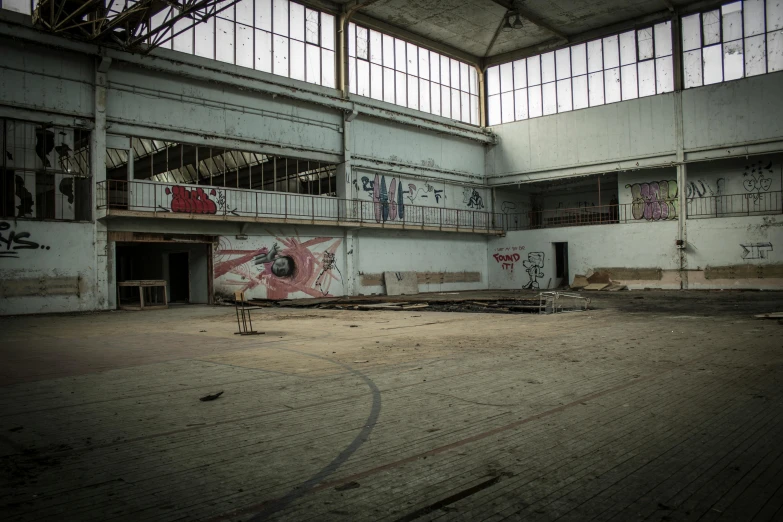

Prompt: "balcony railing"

[96,179,503,233]
[502,191,782,231]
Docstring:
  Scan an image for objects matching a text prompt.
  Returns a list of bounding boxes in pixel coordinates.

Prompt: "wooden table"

[117,280,168,311]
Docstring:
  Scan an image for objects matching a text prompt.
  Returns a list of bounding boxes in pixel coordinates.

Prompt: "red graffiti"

[493,252,520,272]
[166,186,218,214]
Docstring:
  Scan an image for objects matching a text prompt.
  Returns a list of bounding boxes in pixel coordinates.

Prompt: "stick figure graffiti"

[522,252,545,290]
[463,187,485,209]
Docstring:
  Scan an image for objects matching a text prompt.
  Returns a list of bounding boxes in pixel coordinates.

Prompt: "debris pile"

[246,296,547,314]
[570,271,627,292]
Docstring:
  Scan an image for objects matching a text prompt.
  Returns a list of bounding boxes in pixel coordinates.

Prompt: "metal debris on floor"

[538,292,590,314]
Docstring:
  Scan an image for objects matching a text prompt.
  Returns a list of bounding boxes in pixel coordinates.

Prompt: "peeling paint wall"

[0,221,97,315]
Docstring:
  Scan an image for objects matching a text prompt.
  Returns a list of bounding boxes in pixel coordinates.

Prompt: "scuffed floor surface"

[1,290,783,522]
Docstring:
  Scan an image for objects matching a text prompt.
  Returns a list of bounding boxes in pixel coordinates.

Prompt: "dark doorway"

[168,252,190,303]
[554,242,569,285]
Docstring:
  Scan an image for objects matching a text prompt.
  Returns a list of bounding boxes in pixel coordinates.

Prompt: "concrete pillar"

[677,162,688,289]
[336,109,359,220]
[343,229,358,296]
[92,55,111,310]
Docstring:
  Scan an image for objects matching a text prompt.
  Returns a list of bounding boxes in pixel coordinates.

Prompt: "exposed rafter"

[32,0,239,52]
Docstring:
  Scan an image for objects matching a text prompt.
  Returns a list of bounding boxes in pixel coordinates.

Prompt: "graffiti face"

[522,252,545,290]
[214,236,342,299]
[626,180,678,221]
[743,161,775,202]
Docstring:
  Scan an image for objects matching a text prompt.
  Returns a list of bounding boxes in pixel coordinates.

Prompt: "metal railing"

[501,191,782,231]
[97,179,503,232]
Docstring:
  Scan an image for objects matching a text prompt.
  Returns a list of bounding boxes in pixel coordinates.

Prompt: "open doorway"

[115,242,211,306]
[554,242,569,287]
[168,252,190,303]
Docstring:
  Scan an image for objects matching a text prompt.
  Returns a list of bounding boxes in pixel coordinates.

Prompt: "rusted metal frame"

[129,0,237,49]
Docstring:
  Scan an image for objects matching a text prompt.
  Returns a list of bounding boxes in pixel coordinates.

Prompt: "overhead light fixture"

[512,13,524,29]
[502,10,524,32]
[501,14,514,32]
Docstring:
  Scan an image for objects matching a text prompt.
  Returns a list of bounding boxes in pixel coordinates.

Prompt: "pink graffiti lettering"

[165,186,218,214]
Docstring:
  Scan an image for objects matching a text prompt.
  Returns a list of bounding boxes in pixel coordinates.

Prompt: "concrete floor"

[1,291,783,522]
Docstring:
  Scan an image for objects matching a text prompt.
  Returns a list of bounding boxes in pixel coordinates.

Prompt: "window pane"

[486,65,500,95]
[744,0,765,36]
[273,34,288,75]
[528,85,543,117]
[605,67,621,103]
[255,29,272,72]
[682,13,701,51]
[441,85,451,118]
[290,2,304,41]
[322,49,336,87]
[770,0,783,31]
[431,82,441,115]
[703,10,721,45]
[273,0,288,36]
[587,40,603,72]
[420,79,431,112]
[321,13,334,50]
[383,68,395,103]
[216,18,235,64]
[620,64,638,99]
[290,40,305,80]
[488,94,501,125]
[638,28,654,60]
[460,91,470,123]
[195,18,215,59]
[571,43,587,76]
[514,88,528,120]
[470,95,479,125]
[655,21,673,57]
[656,55,674,93]
[603,35,620,68]
[357,59,370,96]
[349,23,356,57]
[745,34,767,76]
[441,57,450,86]
[703,44,723,84]
[542,82,557,115]
[370,63,382,99]
[396,71,407,106]
[683,49,703,87]
[383,35,394,67]
[722,2,743,42]
[572,75,588,109]
[419,49,430,80]
[557,79,572,112]
[370,30,382,64]
[395,39,406,72]
[451,59,461,90]
[430,52,440,83]
[512,59,527,88]
[588,71,605,106]
[500,62,514,92]
[236,23,253,68]
[620,30,636,65]
[349,56,357,93]
[541,52,556,83]
[357,26,368,60]
[723,40,744,80]
[528,56,542,85]
[469,67,477,94]
[638,59,656,97]
[305,44,319,84]
[255,0,271,31]
[460,62,469,93]
[407,43,418,76]
[451,87,460,119]
[769,30,783,72]
[556,48,571,79]
[501,91,514,123]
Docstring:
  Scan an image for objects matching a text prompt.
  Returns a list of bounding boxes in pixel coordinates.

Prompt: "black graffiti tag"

[0,222,49,259]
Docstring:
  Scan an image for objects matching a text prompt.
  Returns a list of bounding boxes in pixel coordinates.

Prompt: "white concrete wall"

[356,229,488,295]
[0,221,98,314]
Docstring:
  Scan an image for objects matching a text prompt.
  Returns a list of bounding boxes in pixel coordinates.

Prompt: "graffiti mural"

[740,242,773,260]
[501,201,520,228]
[493,252,520,272]
[686,178,725,198]
[165,186,218,214]
[626,180,678,221]
[0,222,50,259]
[214,236,342,299]
[522,252,545,290]
[743,161,774,203]
[463,187,485,209]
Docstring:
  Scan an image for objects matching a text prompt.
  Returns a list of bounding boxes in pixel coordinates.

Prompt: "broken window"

[683,0,783,88]
[348,22,479,125]
[486,21,673,126]
[115,136,336,196]
[1,118,91,221]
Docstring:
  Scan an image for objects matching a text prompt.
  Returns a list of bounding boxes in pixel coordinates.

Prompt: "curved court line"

[247,347,382,521]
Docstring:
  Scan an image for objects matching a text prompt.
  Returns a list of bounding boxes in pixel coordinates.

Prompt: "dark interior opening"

[168,252,190,303]
[554,242,568,283]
